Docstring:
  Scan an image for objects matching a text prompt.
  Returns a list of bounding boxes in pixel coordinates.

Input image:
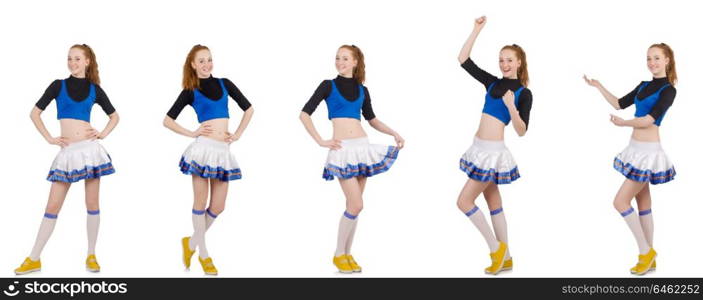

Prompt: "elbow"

[639,121,655,128]
[299,111,310,121]
[245,106,254,115]
[110,112,120,123]
[638,116,656,128]
[163,116,172,128]
[30,107,41,120]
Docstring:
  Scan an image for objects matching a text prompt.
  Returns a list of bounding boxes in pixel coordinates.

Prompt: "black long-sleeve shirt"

[167,76,252,119]
[301,75,376,120]
[35,76,115,115]
[618,77,676,120]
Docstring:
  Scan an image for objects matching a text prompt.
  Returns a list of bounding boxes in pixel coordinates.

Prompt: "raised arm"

[583,75,621,110]
[457,16,487,64]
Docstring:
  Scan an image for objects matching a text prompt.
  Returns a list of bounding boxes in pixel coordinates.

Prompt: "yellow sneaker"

[333,255,354,274]
[182,237,195,269]
[484,242,508,275]
[502,257,513,271]
[651,260,656,271]
[86,254,101,272]
[346,254,362,272]
[198,256,218,275]
[630,248,657,275]
[14,257,41,275]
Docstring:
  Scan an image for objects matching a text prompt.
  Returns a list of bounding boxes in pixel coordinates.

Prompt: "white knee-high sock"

[335,211,358,257]
[465,206,499,252]
[29,213,58,261]
[639,209,654,248]
[620,207,650,254]
[86,210,100,255]
[189,209,209,259]
[205,208,218,231]
[490,207,510,258]
[344,217,359,254]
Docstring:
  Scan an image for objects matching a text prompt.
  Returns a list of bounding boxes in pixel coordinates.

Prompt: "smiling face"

[190,49,213,79]
[499,49,521,79]
[647,46,669,78]
[335,47,357,78]
[67,47,89,78]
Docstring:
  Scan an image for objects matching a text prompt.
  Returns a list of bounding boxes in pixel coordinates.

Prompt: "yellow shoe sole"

[15,268,41,275]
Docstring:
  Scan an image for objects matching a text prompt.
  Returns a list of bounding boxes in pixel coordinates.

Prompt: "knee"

[347,200,363,216]
[193,192,208,204]
[456,197,474,213]
[85,197,99,208]
[613,197,630,212]
[485,196,502,210]
[45,201,62,215]
[456,199,464,211]
[208,203,225,216]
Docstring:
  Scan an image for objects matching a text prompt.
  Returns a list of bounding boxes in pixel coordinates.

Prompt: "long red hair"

[501,44,529,87]
[182,44,210,91]
[339,45,366,84]
[70,44,100,85]
[649,43,677,85]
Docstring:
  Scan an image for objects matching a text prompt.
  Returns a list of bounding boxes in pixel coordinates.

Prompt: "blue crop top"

[325,80,365,120]
[634,82,671,126]
[482,82,524,125]
[461,58,533,129]
[192,79,229,123]
[56,79,96,122]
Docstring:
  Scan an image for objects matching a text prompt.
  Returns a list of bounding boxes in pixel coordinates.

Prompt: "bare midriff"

[60,118,94,143]
[331,118,367,140]
[630,125,660,143]
[474,113,507,141]
[199,118,230,142]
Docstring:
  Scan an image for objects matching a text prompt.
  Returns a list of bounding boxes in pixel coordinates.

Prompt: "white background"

[0,0,700,277]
